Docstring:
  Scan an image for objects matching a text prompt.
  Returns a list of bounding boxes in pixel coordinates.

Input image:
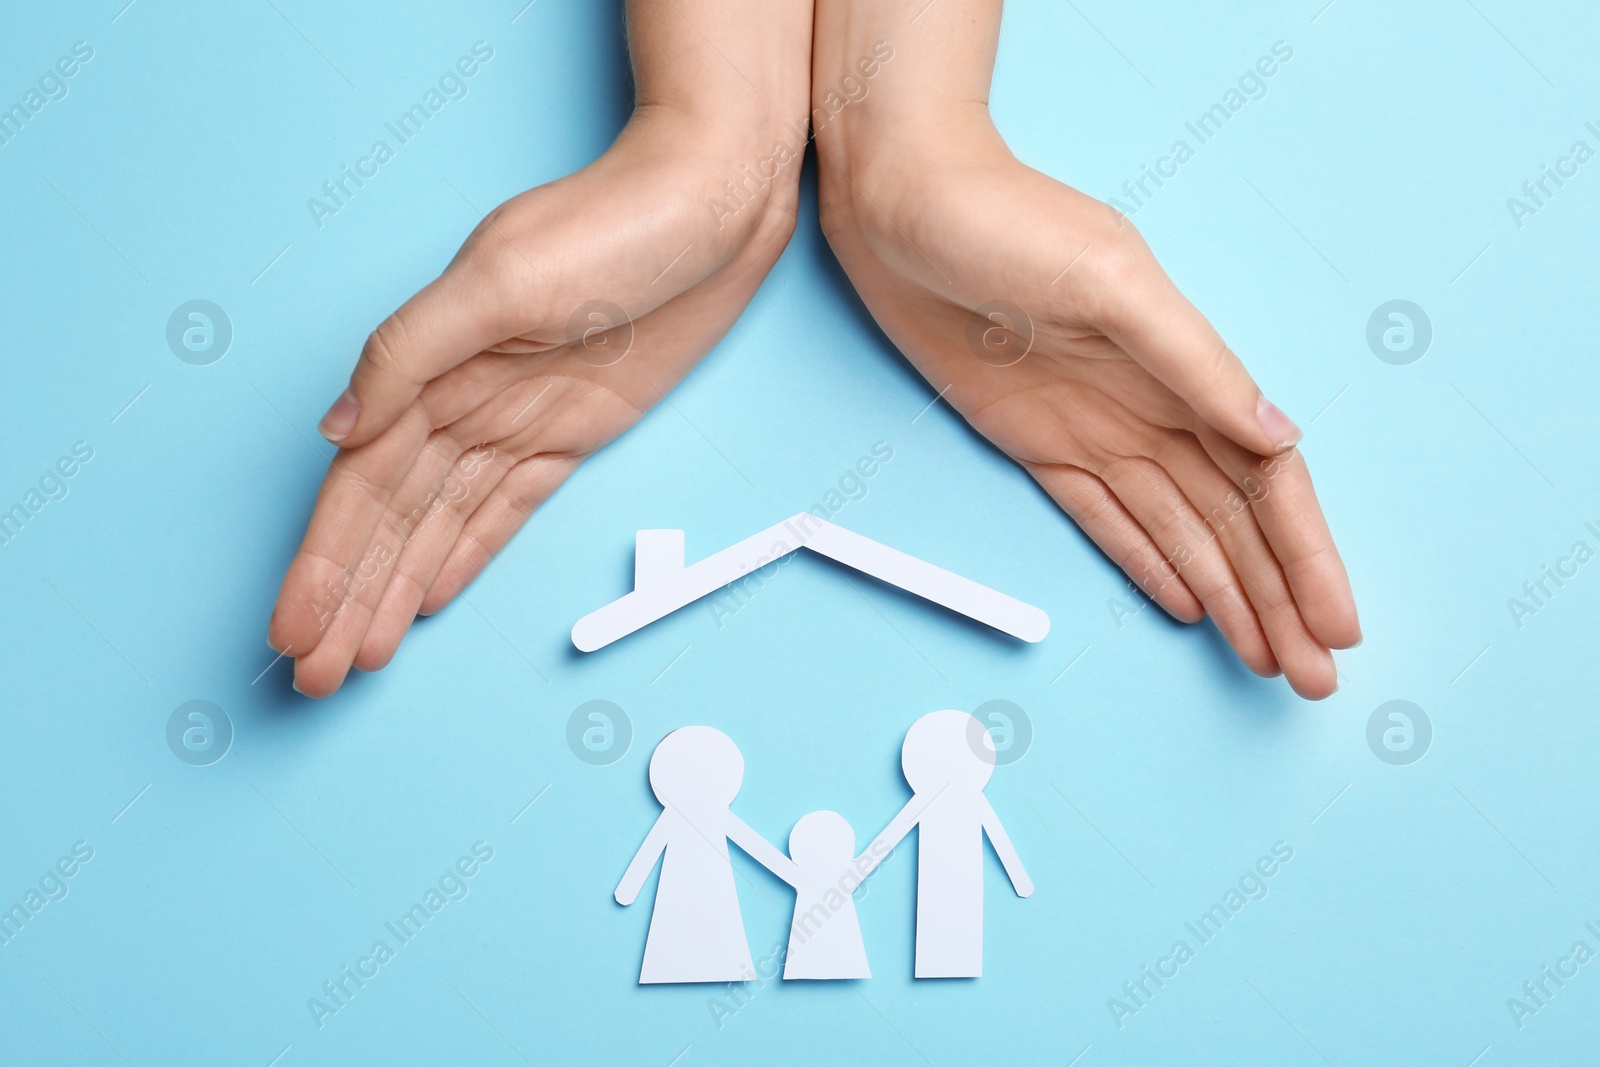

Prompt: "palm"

[269,113,796,696]
[821,135,1358,698]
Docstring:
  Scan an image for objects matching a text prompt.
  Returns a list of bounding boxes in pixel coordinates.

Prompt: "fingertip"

[1303,588,1362,650]
[353,616,409,672]
[292,658,350,699]
[317,388,359,444]
[1286,650,1339,701]
[1240,643,1282,679]
[360,584,423,672]
[1292,679,1338,701]
[352,641,397,674]
[1140,571,1205,624]
[1213,609,1278,679]
[1213,398,1293,460]
[267,607,316,665]
[1160,595,1206,626]
[422,560,480,616]
[268,584,337,665]
[417,593,452,617]
[1316,603,1363,651]
[1255,395,1303,452]
[1324,624,1362,651]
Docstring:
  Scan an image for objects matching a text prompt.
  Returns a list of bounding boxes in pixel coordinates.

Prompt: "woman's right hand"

[812,0,1358,697]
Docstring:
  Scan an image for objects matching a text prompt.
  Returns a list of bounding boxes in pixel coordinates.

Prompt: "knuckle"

[1081,232,1156,325]
[361,315,413,382]
[458,205,513,260]
[467,237,522,285]
[1104,454,1163,486]
[334,462,387,507]
[1200,341,1237,392]
[1095,231,1152,288]
[1098,196,1140,237]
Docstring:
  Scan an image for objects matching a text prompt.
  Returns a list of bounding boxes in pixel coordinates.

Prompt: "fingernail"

[292,679,307,696]
[1256,395,1302,449]
[268,636,282,654]
[318,389,359,443]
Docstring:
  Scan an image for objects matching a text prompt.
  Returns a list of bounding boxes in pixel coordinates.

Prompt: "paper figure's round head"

[788,810,855,869]
[649,725,744,811]
[902,710,995,793]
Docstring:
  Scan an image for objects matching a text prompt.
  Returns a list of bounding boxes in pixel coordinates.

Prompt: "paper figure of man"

[865,710,1033,977]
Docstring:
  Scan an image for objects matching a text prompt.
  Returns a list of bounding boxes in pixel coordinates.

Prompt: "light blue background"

[2,0,1597,1064]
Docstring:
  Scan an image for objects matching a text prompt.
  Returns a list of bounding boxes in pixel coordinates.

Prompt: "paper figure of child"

[865,710,1033,978]
[614,726,794,983]
[775,810,887,980]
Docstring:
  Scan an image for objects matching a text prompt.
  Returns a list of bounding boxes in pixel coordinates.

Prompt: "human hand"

[268,0,812,696]
[813,1,1358,698]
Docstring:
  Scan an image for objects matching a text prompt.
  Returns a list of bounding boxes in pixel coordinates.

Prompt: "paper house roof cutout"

[571,513,1049,651]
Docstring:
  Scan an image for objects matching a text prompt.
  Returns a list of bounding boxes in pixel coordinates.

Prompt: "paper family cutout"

[572,515,1050,651]
[614,712,1033,982]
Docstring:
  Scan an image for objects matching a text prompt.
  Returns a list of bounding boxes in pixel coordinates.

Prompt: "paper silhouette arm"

[726,814,800,887]
[614,813,671,905]
[857,795,922,874]
[978,795,1033,898]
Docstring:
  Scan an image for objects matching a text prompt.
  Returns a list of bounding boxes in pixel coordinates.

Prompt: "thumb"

[318,266,516,449]
[1096,257,1301,457]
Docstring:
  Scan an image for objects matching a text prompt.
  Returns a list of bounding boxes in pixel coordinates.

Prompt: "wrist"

[608,102,804,259]
[627,0,812,158]
[636,98,811,181]
[811,0,1004,183]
